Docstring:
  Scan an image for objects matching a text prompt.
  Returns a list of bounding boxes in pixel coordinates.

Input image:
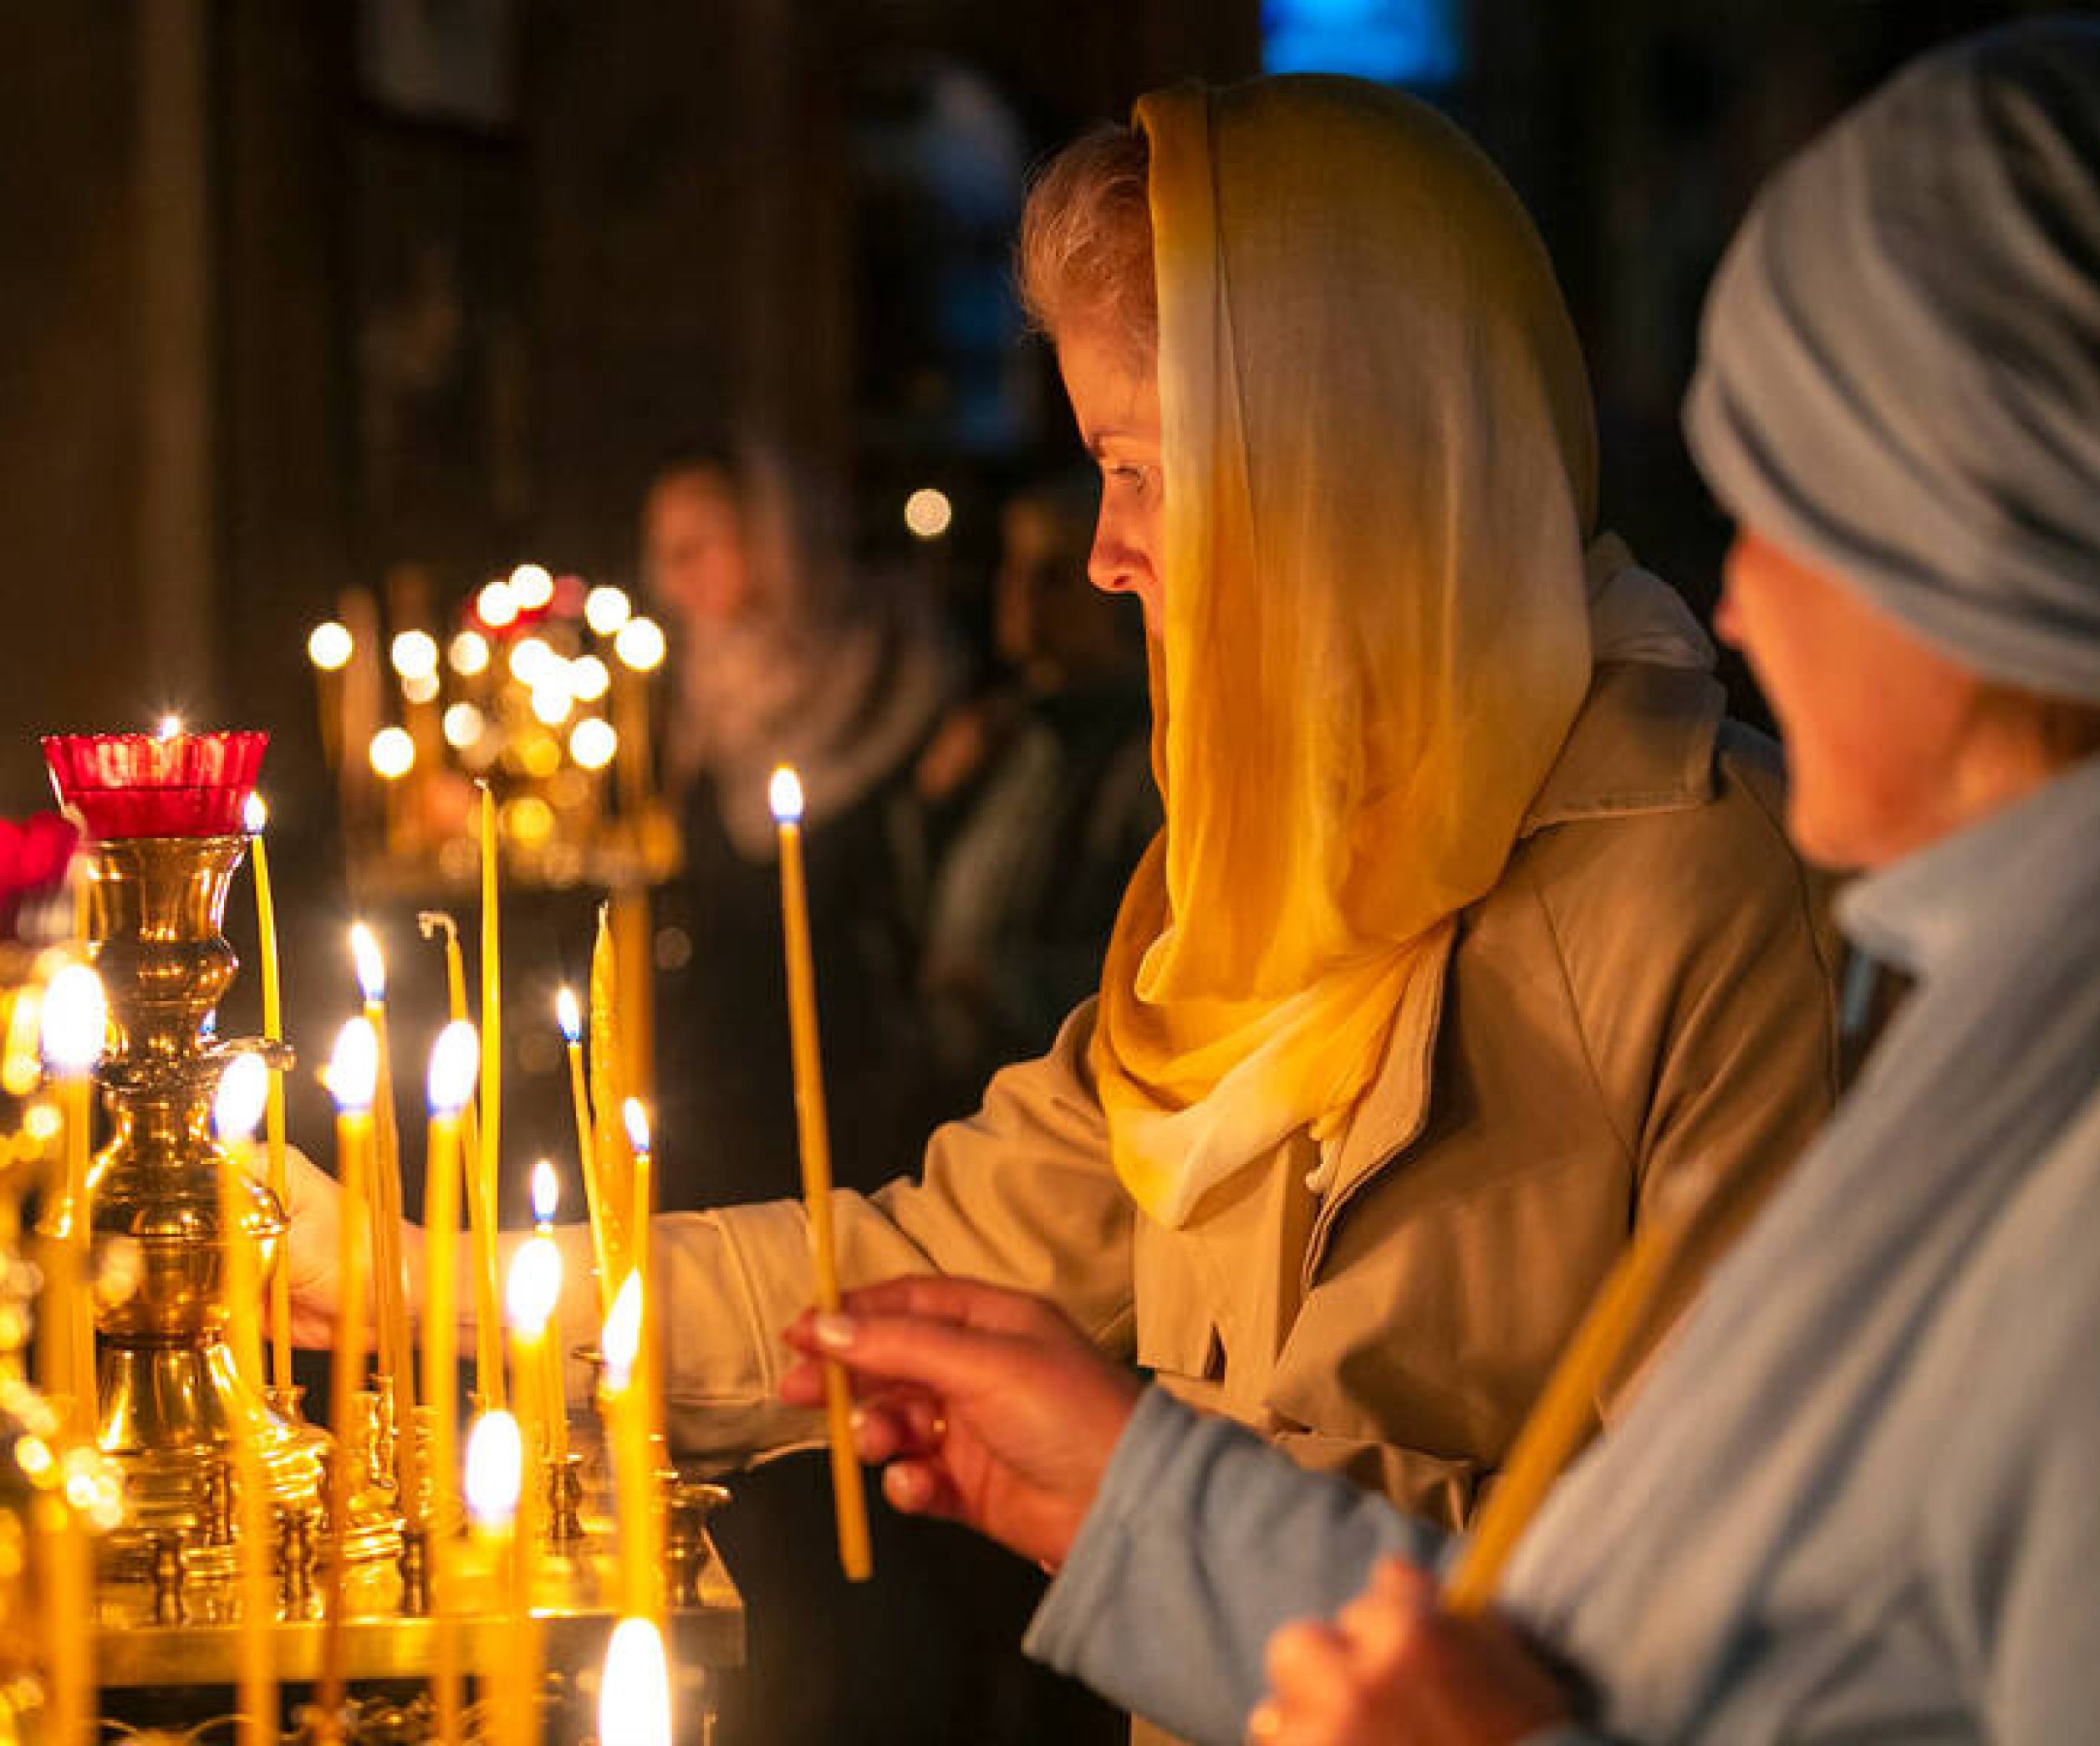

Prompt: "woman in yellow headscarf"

[282,72,1834,1729]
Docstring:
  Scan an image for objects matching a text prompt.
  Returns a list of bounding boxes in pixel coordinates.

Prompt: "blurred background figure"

[642,437,957,1212]
[910,476,1157,1118]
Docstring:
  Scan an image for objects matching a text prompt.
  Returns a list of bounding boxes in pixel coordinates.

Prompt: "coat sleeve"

[1596,724,1843,1411]
[650,999,1138,1459]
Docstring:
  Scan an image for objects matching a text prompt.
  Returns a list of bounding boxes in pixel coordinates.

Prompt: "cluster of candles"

[306,564,671,876]
[197,757,858,1746]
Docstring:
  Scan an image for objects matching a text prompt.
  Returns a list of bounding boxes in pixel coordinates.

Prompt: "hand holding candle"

[767,765,874,1582]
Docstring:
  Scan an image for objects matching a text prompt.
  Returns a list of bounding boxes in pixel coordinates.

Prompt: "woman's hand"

[252,1144,412,1346]
[780,1275,1143,1570]
[1246,1559,1577,1746]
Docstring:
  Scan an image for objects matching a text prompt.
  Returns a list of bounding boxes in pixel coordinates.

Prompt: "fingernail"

[813,1312,854,1350]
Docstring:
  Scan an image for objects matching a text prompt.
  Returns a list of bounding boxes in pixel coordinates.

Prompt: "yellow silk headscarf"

[1093,77,1598,1228]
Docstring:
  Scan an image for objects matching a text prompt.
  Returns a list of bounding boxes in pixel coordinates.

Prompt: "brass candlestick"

[79,834,331,1587]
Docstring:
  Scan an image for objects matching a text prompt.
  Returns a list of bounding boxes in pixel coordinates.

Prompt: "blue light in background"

[1262,0,1465,88]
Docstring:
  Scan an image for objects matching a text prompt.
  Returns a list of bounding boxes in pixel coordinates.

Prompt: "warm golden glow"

[212,1052,270,1142]
[349,922,386,1003]
[530,683,573,727]
[505,1233,562,1335]
[584,585,633,637]
[509,564,556,610]
[403,671,441,706]
[369,727,415,779]
[476,579,519,629]
[621,1097,650,1156]
[614,617,667,672]
[243,792,268,835]
[508,636,559,688]
[443,702,487,749]
[156,714,183,741]
[904,487,954,540]
[308,620,354,671]
[449,629,492,676]
[598,1617,673,1746]
[390,630,440,682]
[767,765,805,824]
[601,1272,643,1392]
[427,1018,480,1115]
[569,654,612,702]
[39,965,106,1075]
[503,794,557,846]
[555,987,582,1044]
[518,733,563,780]
[531,1160,560,1225]
[463,1410,523,1530]
[568,717,618,770]
[328,1017,380,1113]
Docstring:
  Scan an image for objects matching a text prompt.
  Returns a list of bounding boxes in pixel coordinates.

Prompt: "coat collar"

[1309,659,1729,1266]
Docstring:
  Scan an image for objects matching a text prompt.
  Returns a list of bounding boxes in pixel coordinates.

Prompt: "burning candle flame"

[155,714,182,741]
[505,1234,562,1336]
[601,1272,643,1392]
[327,1017,380,1114]
[555,986,582,1044]
[39,965,106,1075]
[349,922,387,1004]
[427,1018,480,1116]
[767,765,804,824]
[243,792,268,835]
[598,1616,673,1746]
[622,1098,650,1157]
[531,1160,559,1225]
[463,1409,523,1530]
[212,1052,270,1142]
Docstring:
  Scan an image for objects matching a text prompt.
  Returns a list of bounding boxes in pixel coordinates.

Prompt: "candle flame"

[327,1017,380,1114]
[307,621,354,671]
[601,1272,643,1391]
[622,1097,650,1156]
[212,1052,271,1142]
[427,1019,480,1115]
[39,964,106,1075]
[463,1410,523,1529]
[767,765,804,824]
[506,1233,563,1335]
[243,792,268,835]
[614,616,667,672]
[349,922,387,1003]
[156,714,182,741]
[598,1617,673,1746]
[555,986,582,1044]
[584,585,633,637]
[531,1159,560,1224]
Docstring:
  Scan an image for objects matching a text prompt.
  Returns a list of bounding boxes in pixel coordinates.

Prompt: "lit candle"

[767,766,873,1581]
[38,963,104,1442]
[556,988,618,1317]
[317,1018,379,1729]
[245,794,295,1393]
[31,1485,91,1746]
[528,1161,570,1468]
[598,1616,673,1746]
[212,1054,279,1746]
[417,910,482,1265]
[464,1411,532,1746]
[619,1102,660,1471]
[350,922,420,1502]
[599,1274,657,1618]
[422,1021,477,1746]
[476,783,505,1408]
[308,620,354,773]
[503,1241,558,1746]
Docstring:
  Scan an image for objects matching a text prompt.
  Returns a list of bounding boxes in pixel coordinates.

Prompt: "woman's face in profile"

[1058,319,1165,640]
[645,471,754,631]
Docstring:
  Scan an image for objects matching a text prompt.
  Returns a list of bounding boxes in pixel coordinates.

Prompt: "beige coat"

[620,660,1839,1532]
